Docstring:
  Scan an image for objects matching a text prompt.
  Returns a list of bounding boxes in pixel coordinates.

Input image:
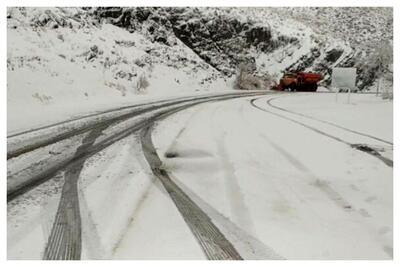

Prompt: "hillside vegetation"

[7,7,393,130]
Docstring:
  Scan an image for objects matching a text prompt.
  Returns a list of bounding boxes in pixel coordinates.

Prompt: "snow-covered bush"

[234,63,272,90]
[358,41,393,98]
[7,6,226,121]
[135,74,149,94]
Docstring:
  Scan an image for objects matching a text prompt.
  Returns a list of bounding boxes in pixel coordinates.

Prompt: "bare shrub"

[32,92,52,104]
[234,63,273,90]
[381,91,393,100]
[363,41,393,99]
[134,58,145,67]
[234,63,251,90]
[135,74,149,94]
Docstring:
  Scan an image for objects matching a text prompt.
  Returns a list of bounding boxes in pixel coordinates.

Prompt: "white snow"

[7,93,392,259]
[272,93,393,142]
[7,172,64,259]
[7,6,393,260]
[151,93,392,259]
[7,7,230,135]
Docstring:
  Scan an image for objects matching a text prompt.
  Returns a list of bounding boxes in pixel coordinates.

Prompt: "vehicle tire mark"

[267,96,393,145]
[164,104,205,158]
[32,93,264,260]
[43,126,106,260]
[250,97,393,168]
[243,102,393,259]
[239,105,355,212]
[173,175,284,260]
[78,188,107,259]
[8,93,266,201]
[141,124,243,260]
[211,105,256,234]
[7,93,236,138]
[8,92,265,159]
[7,99,191,159]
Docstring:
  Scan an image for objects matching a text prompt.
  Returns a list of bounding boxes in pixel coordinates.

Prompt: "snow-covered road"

[7,92,392,260]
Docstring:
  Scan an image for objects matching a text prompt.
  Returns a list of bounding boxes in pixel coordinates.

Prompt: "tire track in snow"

[249,97,393,168]
[8,93,266,201]
[9,93,267,260]
[241,102,393,258]
[8,92,264,160]
[43,126,106,260]
[211,104,256,235]
[141,124,243,260]
[267,96,393,145]
[7,93,237,138]
[239,102,355,211]
[41,105,200,260]
[173,176,284,260]
[265,135,354,212]
[78,188,107,259]
[163,104,206,157]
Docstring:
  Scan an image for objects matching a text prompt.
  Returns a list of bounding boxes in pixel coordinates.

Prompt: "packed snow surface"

[7,5,393,260]
[152,93,392,259]
[8,93,392,259]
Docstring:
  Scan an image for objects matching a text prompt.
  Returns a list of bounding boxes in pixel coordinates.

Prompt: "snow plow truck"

[273,72,323,92]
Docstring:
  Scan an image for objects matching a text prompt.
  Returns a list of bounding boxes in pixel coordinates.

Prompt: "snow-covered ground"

[8,92,392,259]
[151,93,392,259]
[8,7,392,135]
[270,93,393,141]
[7,6,393,260]
[7,7,229,134]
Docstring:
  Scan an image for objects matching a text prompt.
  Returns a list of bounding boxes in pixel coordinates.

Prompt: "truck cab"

[275,71,322,92]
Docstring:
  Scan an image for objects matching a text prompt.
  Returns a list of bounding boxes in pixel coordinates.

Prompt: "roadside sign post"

[348,85,351,104]
[334,87,339,103]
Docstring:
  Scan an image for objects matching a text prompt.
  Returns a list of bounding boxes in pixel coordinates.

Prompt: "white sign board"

[331,67,356,90]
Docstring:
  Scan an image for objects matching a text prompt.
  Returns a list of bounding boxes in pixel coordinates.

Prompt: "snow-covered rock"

[7,7,227,133]
[7,7,392,132]
[97,7,392,89]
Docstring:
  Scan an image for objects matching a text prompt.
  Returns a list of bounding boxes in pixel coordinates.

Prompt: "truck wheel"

[310,84,318,92]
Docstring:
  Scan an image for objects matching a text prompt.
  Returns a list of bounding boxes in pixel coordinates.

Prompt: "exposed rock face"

[325,48,344,63]
[167,9,300,77]
[245,26,271,46]
[22,6,392,90]
[94,7,297,77]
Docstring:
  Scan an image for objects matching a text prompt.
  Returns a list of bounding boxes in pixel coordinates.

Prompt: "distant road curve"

[266,95,392,145]
[249,96,393,168]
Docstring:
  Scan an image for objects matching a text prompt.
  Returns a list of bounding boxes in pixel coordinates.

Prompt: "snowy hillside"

[99,7,392,87]
[7,7,227,133]
[273,7,393,89]
[7,7,393,260]
[7,7,392,132]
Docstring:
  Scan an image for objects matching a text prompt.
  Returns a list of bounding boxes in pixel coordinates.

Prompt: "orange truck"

[273,72,323,92]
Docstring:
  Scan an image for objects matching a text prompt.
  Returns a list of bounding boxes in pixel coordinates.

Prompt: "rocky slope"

[7,7,229,132]
[94,7,392,89]
[275,7,393,89]
[7,7,393,130]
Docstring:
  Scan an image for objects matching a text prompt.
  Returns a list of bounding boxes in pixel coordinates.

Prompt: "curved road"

[7,91,267,260]
[7,92,392,260]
